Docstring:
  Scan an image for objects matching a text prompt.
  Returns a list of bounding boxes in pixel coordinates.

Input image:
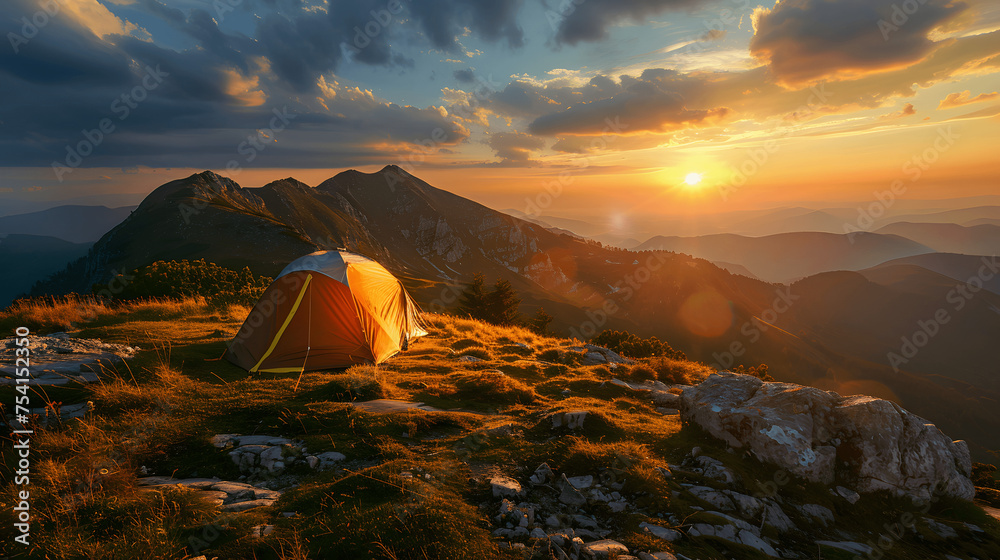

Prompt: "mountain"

[863,252,1000,295]
[0,234,92,306]
[0,205,136,242]
[883,206,1000,226]
[710,261,759,279]
[875,222,1000,255]
[30,168,1000,458]
[635,231,933,284]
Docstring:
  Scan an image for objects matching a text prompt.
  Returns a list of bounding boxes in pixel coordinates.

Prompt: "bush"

[591,330,686,360]
[731,363,774,382]
[92,259,272,308]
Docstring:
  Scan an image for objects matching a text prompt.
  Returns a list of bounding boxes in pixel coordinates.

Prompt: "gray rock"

[530,527,546,539]
[237,435,292,446]
[652,391,681,408]
[584,351,608,365]
[316,451,346,468]
[567,475,594,489]
[737,529,779,557]
[221,498,276,512]
[795,504,834,526]
[637,553,677,560]
[836,486,860,504]
[491,475,523,498]
[924,518,958,539]
[680,372,975,503]
[763,503,796,532]
[688,486,735,511]
[584,539,629,559]
[816,541,873,555]
[559,478,587,507]
[639,522,682,541]
[259,446,285,472]
[530,462,554,485]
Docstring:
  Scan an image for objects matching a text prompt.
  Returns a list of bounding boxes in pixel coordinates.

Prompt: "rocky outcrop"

[680,372,974,503]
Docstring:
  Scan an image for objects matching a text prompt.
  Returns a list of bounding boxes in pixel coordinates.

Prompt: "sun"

[684,172,703,186]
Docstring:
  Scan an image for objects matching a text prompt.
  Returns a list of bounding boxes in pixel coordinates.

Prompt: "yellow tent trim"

[250,274,313,373]
[258,367,312,373]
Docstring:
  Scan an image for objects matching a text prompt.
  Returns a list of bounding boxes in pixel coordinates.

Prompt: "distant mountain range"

[635,231,933,284]
[26,168,1000,459]
[0,234,92,306]
[0,205,135,242]
[874,222,1000,255]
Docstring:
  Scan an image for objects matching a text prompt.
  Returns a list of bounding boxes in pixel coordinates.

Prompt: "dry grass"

[453,370,537,405]
[626,357,715,385]
[0,295,221,334]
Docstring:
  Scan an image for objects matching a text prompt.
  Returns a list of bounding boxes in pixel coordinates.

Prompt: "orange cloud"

[937,90,999,109]
[880,102,916,119]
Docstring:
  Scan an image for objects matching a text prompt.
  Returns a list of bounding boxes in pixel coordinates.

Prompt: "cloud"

[486,131,545,163]
[408,0,524,51]
[880,102,916,119]
[453,68,476,83]
[551,0,704,45]
[938,90,999,109]
[526,70,731,135]
[750,0,968,85]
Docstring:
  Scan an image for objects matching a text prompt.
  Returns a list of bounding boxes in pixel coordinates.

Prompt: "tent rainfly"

[225,250,426,372]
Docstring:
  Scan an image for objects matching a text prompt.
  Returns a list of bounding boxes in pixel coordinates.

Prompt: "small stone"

[566,475,593,489]
[585,539,629,559]
[639,522,682,542]
[836,486,861,504]
[558,475,587,507]
[306,455,319,469]
[530,527,546,539]
[491,475,523,498]
[530,462,555,485]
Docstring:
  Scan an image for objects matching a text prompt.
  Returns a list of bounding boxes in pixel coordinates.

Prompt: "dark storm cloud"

[750,0,968,85]
[551,0,705,45]
[0,0,479,169]
[453,68,476,83]
[408,0,525,51]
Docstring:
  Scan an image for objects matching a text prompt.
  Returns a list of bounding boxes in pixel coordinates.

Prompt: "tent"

[225,250,426,372]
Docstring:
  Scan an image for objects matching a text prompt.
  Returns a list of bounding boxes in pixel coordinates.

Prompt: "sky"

[1,0,998,222]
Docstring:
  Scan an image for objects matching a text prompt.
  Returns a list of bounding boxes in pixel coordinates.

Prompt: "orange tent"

[225,250,426,372]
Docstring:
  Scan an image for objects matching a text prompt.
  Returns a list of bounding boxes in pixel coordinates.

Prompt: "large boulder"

[680,372,974,503]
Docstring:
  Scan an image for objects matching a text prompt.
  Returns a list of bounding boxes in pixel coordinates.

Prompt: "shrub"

[591,330,686,360]
[92,259,272,308]
[731,363,775,382]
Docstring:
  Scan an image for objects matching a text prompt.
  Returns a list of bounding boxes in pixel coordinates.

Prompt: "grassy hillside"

[1,300,998,559]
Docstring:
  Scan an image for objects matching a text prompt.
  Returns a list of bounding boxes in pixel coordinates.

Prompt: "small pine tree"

[487,279,521,326]
[529,307,553,334]
[457,272,490,321]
